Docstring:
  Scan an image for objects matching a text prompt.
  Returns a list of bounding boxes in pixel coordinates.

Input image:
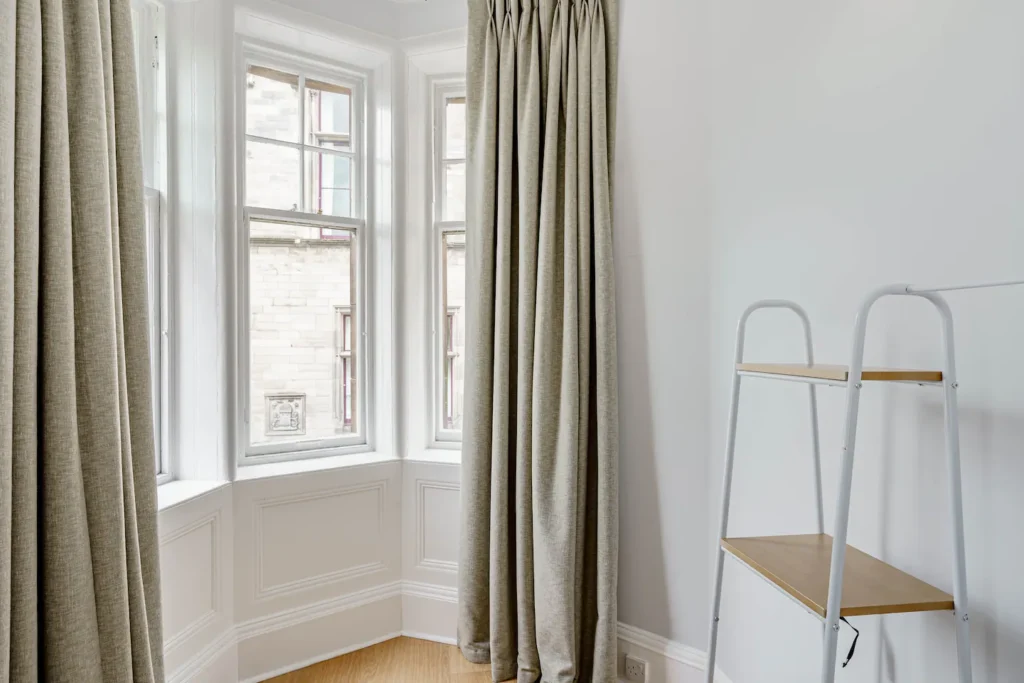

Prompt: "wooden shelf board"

[736,363,942,383]
[722,534,954,618]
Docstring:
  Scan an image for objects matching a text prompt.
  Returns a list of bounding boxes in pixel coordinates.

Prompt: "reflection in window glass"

[249,220,358,445]
[246,66,300,143]
[441,232,466,431]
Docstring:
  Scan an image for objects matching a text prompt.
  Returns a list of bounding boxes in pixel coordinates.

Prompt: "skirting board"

[617,623,732,683]
[168,581,730,683]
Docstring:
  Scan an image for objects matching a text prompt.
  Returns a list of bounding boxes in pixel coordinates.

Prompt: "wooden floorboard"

[262,637,505,683]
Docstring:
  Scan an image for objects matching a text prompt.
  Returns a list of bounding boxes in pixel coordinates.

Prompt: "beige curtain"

[458,1,619,681]
[0,0,165,679]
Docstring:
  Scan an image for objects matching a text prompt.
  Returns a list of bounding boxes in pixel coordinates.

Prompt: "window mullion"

[245,133,305,151]
[298,73,306,212]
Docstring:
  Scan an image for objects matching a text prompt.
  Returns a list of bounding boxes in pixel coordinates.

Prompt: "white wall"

[614,0,713,650]
[709,1,1024,681]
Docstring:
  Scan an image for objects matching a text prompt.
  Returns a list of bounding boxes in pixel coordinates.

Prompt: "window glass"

[444,97,466,158]
[441,231,466,431]
[249,220,359,446]
[307,79,352,151]
[246,141,301,211]
[246,66,301,143]
[306,150,353,217]
[443,162,466,222]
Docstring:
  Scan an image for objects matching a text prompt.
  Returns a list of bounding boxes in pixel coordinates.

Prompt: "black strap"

[840,617,860,668]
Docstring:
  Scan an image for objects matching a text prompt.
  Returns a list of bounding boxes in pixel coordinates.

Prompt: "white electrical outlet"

[624,654,647,682]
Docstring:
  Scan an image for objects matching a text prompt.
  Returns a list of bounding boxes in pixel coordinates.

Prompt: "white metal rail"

[701,277,1024,683]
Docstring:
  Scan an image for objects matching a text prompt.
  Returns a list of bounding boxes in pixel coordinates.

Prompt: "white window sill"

[157,480,230,512]
[235,451,401,482]
[406,449,462,465]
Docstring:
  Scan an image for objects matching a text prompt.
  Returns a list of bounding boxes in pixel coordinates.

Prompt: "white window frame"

[431,80,467,445]
[236,41,372,465]
[133,0,172,484]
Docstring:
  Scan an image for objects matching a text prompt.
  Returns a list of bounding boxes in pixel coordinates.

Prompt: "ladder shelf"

[704,288,974,683]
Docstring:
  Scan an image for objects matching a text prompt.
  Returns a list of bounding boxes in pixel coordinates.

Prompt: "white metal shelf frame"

[706,283,977,683]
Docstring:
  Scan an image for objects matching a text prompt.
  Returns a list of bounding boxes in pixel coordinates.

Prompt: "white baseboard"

[168,581,730,683]
[617,622,732,683]
[167,626,237,683]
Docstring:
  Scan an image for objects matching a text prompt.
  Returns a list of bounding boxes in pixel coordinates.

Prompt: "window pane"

[246,65,300,143]
[443,161,465,221]
[246,141,300,211]
[250,220,359,446]
[306,150,353,217]
[444,97,466,158]
[307,79,352,151]
[441,231,466,431]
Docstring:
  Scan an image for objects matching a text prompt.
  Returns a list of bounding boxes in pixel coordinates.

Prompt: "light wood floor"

[263,637,511,683]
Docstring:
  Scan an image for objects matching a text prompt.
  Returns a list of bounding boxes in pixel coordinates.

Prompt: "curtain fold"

[0,0,165,679]
[459,1,619,680]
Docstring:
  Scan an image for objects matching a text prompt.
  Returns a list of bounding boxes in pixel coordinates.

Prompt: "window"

[239,47,368,462]
[132,0,170,481]
[434,84,466,441]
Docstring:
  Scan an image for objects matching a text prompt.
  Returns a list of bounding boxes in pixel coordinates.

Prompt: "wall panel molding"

[414,479,460,573]
[161,510,222,654]
[253,480,389,600]
[238,580,404,641]
[167,626,237,683]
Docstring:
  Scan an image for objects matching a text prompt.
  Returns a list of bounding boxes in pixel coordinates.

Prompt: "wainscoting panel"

[254,480,387,599]
[159,483,235,682]
[402,459,461,587]
[233,459,402,622]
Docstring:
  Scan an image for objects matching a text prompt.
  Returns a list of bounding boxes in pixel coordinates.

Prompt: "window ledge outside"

[406,449,462,465]
[235,451,400,482]
[158,480,231,512]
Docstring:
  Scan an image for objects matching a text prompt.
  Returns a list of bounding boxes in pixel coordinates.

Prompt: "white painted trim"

[403,580,458,604]
[167,625,236,683]
[401,630,457,646]
[160,510,223,653]
[402,28,467,59]
[237,580,403,641]
[166,574,734,683]
[414,479,460,573]
[618,623,733,683]
[618,623,711,672]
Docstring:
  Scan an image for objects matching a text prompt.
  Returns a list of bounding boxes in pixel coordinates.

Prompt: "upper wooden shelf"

[736,363,942,383]
[722,534,954,618]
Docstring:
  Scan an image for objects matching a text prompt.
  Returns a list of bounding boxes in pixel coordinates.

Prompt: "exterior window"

[434,85,466,441]
[240,49,367,462]
[132,0,169,480]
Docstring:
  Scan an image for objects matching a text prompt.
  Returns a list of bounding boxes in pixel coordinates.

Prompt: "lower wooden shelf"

[721,534,954,618]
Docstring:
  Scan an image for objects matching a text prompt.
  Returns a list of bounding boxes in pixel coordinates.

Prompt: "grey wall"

[709,1,1024,681]
[614,0,712,649]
